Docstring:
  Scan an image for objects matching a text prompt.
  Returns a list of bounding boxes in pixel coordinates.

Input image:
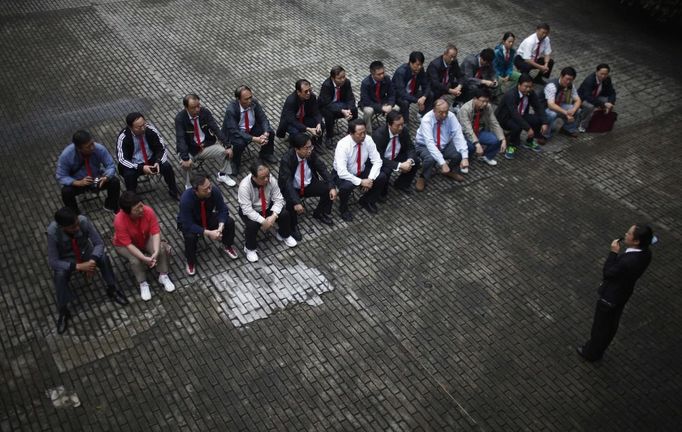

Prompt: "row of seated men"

[49,24,617,334]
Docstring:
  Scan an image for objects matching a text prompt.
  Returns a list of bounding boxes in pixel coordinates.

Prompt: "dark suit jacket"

[426,55,463,100]
[392,63,428,103]
[371,124,415,171]
[359,75,395,110]
[277,147,333,206]
[598,250,652,306]
[578,73,617,107]
[116,124,168,173]
[276,92,322,137]
[318,78,356,113]
[221,98,272,147]
[495,87,548,130]
[175,107,228,161]
[460,53,496,86]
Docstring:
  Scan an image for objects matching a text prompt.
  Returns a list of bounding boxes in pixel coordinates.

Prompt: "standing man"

[276,79,323,148]
[578,63,617,132]
[175,93,236,188]
[116,112,180,200]
[460,48,498,102]
[392,51,429,124]
[318,66,358,149]
[495,74,549,160]
[578,224,654,362]
[544,67,582,138]
[238,160,296,263]
[358,61,399,135]
[56,129,121,214]
[221,85,277,173]
[178,174,238,276]
[457,88,506,168]
[278,133,337,241]
[425,44,464,111]
[47,208,128,334]
[514,23,554,82]
[414,99,468,192]
[371,111,419,196]
[333,119,387,221]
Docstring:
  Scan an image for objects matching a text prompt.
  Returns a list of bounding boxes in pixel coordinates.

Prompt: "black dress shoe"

[340,211,353,222]
[107,288,129,306]
[57,309,70,334]
[576,346,599,362]
[359,199,378,214]
[292,227,303,242]
[313,213,334,226]
[377,194,387,203]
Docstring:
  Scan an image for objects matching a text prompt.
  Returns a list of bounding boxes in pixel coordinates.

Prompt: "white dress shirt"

[333,134,383,185]
[384,130,402,161]
[516,33,552,60]
[188,112,205,144]
[238,174,285,224]
[415,110,468,166]
[239,105,255,131]
[293,155,312,190]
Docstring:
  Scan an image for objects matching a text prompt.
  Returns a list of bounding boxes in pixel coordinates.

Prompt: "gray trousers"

[115,237,170,284]
[53,254,116,310]
[182,145,232,186]
[579,97,609,129]
[361,105,400,135]
[416,144,463,180]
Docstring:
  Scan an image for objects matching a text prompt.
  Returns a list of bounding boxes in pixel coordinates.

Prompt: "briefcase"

[587,110,617,133]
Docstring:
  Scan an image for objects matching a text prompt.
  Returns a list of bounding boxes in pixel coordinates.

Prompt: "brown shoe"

[444,171,465,182]
[415,177,426,192]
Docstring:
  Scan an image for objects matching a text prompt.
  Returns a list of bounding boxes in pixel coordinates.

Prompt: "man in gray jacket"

[456,88,506,170]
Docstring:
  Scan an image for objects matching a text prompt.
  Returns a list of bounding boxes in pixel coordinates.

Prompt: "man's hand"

[261,215,277,231]
[145,254,158,268]
[500,140,507,153]
[360,178,373,192]
[460,158,469,169]
[329,188,337,201]
[142,165,155,175]
[225,147,234,159]
[204,229,222,241]
[398,161,413,173]
[540,124,550,136]
[74,176,94,188]
[526,128,535,139]
[98,176,108,188]
[76,259,97,273]
[341,109,353,120]
[604,102,614,113]
[474,143,484,157]
[181,159,193,170]
[610,239,621,253]
[294,203,305,215]
[381,104,392,114]
[441,163,451,174]
[417,96,426,111]
[452,85,462,96]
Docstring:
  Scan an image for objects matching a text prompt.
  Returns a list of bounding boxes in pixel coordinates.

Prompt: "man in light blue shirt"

[414,99,468,191]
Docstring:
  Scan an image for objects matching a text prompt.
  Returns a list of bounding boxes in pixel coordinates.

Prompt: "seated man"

[392,51,428,124]
[332,119,387,221]
[514,23,554,82]
[544,67,582,138]
[414,99,468,192]
[238,160,296,262]
[113,192,175,301]
[278,133,337,241]
[47,207,128,334]
[56,129,121,214]
[494,74,549,160]
[175,93,235,188]
[371,111,420,196]
[425,44,464,111]
[460,48,498,102]
[116,112,180,201]
[457,88,506,168]
[178,174,238,276]
[578,63,617,132]
[318,66,358,149]
[276,79,323,148]
[359,61,399,135]
[221,85,276,171]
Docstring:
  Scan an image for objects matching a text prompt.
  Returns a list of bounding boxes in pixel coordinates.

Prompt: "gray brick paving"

[1,0,681,430]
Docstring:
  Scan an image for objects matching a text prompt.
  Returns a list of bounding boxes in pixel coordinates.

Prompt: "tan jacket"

[457,99,505,143]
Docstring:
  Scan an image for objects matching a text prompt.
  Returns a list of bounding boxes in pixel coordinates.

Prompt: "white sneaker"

[482,157,498,166]
[158,274,175,293]
[578,126,586,133]
[185,184,192,190]
[276,233,298,248]
[460,167,469,174]
[216,173,236,187]
[140,282,151,301]
[244,247,259,262]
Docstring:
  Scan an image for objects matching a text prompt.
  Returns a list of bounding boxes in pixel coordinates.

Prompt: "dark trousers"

[513,56,554,79]
[53,254,116,311]
[582,300,626,361]
[500,114,543,147]
[287,118,322,148]
[182,214,236,265]
[380,157,420,194]
[61,177,121,214]
[120,162,178,195]
[286,178,333,231]
[239,208,292,251]
[321,104,358,136]
[232,124,275,172]
[333,164,388,213]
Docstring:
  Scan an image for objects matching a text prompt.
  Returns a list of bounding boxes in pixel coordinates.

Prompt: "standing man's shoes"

[57,309,71,334]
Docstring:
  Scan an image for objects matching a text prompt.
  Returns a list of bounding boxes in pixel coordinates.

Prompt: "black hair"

[330,66,345,78]
[633,224,654,250]
[408,51,425,64]
[560,66,577,78]
[537,23,550,31]
[190,174,209,190]
[183,93,200,108]
[54,207,78,227]
[518,74,533,85]
[473,87,492,99]
[291,133,311,149]
[347,119,367,134]
[125,112,144,127]
[386,111,403,125]
[119,191,142,214]
[234,85,252,99]
[249,159,269,177]
[502,32,515,41]
[295,79,311,92]
[72,130,93,147]
[596,63,610,72]
[480,48,495,63]
[369,61,384,73]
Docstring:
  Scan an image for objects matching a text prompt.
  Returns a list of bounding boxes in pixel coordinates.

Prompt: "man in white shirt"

[414,99,468,192]
[332,119,387,222]
[514,23,554,82]
[544,67,582,138]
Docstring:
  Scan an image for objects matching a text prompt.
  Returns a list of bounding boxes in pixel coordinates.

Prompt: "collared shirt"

[293,155,312,190]
[333,134,383,186]
[333,83,341,102]
[113,205,160,249]
[55,142,117,186]
[625,247,642,253]
[47,216,104,272]
[518,91,528,114]
[544,82,578,105]
[384,130,402,161]
[131,133,152,165]
[239,105,255,131]
[188,112,206,144]
[415,110,468,166]
[517,33,552,60]
[237,174,285,224]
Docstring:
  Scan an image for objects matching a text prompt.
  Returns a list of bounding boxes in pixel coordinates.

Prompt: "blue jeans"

[466,131,501,159]
[544,104,579,137]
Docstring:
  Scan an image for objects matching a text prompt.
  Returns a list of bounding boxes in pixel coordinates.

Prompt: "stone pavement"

[1,0,681,430]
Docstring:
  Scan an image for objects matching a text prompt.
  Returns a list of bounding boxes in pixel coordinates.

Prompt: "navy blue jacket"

[392,63,428,103]
[178,187,229,235]
[359,75,395,110]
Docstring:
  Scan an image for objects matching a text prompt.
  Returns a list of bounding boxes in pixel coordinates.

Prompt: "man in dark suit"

[392,51,429,124]
[578,224,654,362]
[359,60,399,135]
[278,134,337,240]
[578,63,617,132]
[425,44,464,111]
[222,85,277,172]
[371,111,419,197]
[276,79,323,149]
[494,74,549,160]
[318,66,358,149]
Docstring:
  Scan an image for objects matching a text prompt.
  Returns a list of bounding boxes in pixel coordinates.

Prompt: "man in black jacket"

[578,63,617,132]
[117,112,180,200]
[425,44,464,111]
[319,66,358,149]
[278,133,337,240]
[392,51,428,124]
[276,79,323,148]
[359,60,399,135]
[371,111,419,197]
[578,224,654,362]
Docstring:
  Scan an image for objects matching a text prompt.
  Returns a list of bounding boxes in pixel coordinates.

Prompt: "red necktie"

[534,40,541,61]
[200,201,207,229]
[475,68,482,79]
[297,104,305,123]
[193,117,203,151]
[409,75,416,95]
[259,186,267,217]
[436,121,442,150]
[138,135,148,164]
[244,110,251,133]
[84,157,92,177]
[518,96,526,114]
[335,86,341,101]
[356,143,362,176]
[505,49,510,62]
[442,68,448,85]
[473,111,481,135]
[390,135,397,160]
[557,89,565,104]
[593,81,602,97]
[299,160,305,197]
[375,81,381,101]
[71,238,82,264]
